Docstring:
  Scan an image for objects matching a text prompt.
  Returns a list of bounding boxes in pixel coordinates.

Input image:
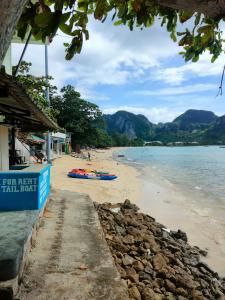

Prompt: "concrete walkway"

[16,189,129,300]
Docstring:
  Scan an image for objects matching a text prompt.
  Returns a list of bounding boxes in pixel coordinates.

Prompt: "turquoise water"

[119,146,225,208]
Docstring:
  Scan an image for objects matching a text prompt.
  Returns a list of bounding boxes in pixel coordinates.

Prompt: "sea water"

[119,146,225,206]
[117,146,225,275]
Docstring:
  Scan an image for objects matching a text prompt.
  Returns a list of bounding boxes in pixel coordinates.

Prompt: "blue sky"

[12,18,225,123]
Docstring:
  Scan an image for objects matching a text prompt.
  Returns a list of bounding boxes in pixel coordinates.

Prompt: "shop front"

[0,164,50,210]
[0,71,57,211]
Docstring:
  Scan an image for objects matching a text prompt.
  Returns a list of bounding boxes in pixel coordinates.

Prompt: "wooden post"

[11,127,16,166]
[0,125,9,171]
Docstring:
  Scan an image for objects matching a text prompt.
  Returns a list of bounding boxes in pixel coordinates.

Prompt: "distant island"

[104,109,225,146]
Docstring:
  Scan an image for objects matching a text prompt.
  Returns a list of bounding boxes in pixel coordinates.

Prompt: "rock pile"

[95,200,225,300]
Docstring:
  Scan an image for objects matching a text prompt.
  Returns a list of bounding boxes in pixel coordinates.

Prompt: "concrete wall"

[0,126,9,171]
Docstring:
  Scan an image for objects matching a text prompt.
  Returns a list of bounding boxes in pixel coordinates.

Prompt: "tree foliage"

[16,0,224,64]
[110,131,144,146]
[14,61,58,119]
[14,62,132,148]
[51,85,110,147]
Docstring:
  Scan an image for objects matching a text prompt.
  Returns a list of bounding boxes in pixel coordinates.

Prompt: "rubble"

[95,200,225,300]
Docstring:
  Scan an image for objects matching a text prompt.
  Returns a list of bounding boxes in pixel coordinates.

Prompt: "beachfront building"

[38,131,71,160]
[51,132,67,158]
[144,141,164,146]
[0,70,57,210]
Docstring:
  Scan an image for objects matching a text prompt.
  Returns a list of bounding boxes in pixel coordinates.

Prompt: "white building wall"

[2,46,12,75]
[0,126,9,171]
[15,138,30,163]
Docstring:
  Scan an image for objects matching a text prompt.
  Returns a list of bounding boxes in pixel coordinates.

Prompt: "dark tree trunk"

[0,0,28,68]
[155,0,225,20]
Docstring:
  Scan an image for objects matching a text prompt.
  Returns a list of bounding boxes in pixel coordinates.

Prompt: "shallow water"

[120,146,225,205]
[118,146,225,275]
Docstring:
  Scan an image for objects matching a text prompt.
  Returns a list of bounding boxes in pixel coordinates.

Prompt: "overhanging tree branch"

[217,64,225,97]
[155,0,225,20]
[1,0,225,67]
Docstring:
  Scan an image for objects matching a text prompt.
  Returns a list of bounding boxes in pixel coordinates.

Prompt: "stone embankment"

[95,200,225,300]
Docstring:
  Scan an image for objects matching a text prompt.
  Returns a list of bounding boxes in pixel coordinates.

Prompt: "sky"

[12,18,225,124]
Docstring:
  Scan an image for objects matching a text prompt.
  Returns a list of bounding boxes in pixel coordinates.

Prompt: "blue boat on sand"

[68,173,117,180]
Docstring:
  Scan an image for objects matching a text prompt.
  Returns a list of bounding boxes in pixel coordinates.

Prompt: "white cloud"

[76,86,110,102]
[12,18,179,90]
[132,83,217,97]
[153,53,225,86]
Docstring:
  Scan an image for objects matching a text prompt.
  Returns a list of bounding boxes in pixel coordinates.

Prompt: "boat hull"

[68,173,117,180]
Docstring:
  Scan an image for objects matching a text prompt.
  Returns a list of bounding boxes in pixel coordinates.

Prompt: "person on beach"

[88,152,91,161]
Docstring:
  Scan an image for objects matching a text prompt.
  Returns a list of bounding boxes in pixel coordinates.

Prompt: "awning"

[30,135,46,144]
[0,71,58,131]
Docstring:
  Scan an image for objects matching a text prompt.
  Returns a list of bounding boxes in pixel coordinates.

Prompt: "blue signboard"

[0,165,51,211]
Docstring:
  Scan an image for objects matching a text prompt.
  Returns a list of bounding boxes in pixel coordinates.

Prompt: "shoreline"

[51,148,225,276]
[116,149,225,277]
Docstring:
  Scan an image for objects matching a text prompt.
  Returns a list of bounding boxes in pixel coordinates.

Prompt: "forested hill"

[202,115,225,144]
[173,109,218,130]
[104,111,153,140]
[104,109,225,145]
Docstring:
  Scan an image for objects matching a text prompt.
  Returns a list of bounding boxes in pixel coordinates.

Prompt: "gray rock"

[115,225,126,236]
[199,249,208,257]
[122,254,134,266]
[132,260,144,272]
[171,229,188,242]
[128,286,141,300]
[142,287,156,300]
[126,267,139,283]
[139,271,152,281]
[97,201,224,299]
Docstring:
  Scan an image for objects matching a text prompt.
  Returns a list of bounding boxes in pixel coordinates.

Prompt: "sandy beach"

[51,148,141,204]
[51,148,225,277]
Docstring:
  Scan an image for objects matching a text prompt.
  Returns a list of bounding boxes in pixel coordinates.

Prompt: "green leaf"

[177,31,186,36]
[211,55,217,63]
[78,1,87,11]
[82,29,89,40]
[180,11,194,23]
[60,12,71,24]
[118,3,127,18]
[197,25,212,34]
[195,13,201,26]
[32,31,43,41]
[94,0,106,20]
[170,31,177,42]
[55,0,64,11]
[192,55,199,62]
[34,12,53,28]
[59,23,73,35]
[114,20,122,26]
[17,24,29,40]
